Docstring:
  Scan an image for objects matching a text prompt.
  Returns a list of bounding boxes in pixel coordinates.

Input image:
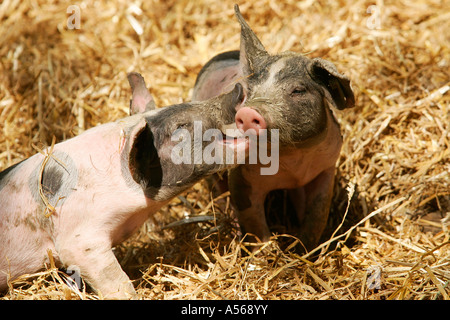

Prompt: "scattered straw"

[1,0,449,300]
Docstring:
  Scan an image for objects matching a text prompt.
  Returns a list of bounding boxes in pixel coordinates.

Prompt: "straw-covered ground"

[0,0,449,300]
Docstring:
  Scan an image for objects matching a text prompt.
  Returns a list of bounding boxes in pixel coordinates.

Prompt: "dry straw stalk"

[1,0,449,300]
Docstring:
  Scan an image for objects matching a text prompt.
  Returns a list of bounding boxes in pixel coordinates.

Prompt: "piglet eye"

[176,123,188,130]
[291,86,307,95]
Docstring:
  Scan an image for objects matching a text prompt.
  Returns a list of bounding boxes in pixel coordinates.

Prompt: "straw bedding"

[0,0,448,300]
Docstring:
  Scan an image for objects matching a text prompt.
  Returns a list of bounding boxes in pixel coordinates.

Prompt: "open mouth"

[219,123,249,148]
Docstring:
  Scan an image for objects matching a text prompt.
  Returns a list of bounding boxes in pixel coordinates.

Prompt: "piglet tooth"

[221,123,244,138]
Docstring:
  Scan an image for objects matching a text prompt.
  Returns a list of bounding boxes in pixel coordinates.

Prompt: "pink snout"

[235,107,267,135]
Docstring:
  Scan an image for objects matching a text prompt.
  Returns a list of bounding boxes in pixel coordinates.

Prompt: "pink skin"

[235,107,267,134]
[0,74,249,299]
[0,121,155,299]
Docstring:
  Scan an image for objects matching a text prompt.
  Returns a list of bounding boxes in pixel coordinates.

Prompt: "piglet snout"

[235,107,267,135]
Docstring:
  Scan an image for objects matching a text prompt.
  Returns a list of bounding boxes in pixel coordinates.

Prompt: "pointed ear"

[307,58,355,110]
[128,119,162,193]
[127,72,156,115]
[234,4,269,76]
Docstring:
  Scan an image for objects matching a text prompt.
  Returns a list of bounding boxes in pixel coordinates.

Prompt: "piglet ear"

[127,72,156,115]
[308,58,355,110]
[235,4,269,77]
[128,119,162,196]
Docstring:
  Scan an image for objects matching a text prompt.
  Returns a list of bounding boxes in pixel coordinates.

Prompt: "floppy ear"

[128,119,162,193]
[127,72,156,115]
[308,58,355,110]
[234,4,269,77]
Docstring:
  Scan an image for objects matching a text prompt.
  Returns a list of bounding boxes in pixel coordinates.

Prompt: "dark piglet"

[0,73,247,299]
[192,5,355,251]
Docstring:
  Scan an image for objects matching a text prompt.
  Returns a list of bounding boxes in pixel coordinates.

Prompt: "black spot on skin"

[28,150,78,207]
[41,165,64,199]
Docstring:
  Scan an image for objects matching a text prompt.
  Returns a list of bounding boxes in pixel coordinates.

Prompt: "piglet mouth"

[219,123,249,148]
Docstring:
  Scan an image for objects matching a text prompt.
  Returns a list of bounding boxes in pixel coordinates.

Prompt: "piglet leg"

[56,232,135,299]
[289,167,336,251]
[228,166,271,244]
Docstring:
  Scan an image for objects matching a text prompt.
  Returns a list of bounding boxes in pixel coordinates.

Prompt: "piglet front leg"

[228,166,272,244]
[289,167,336,251]
[57,232,135,299]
